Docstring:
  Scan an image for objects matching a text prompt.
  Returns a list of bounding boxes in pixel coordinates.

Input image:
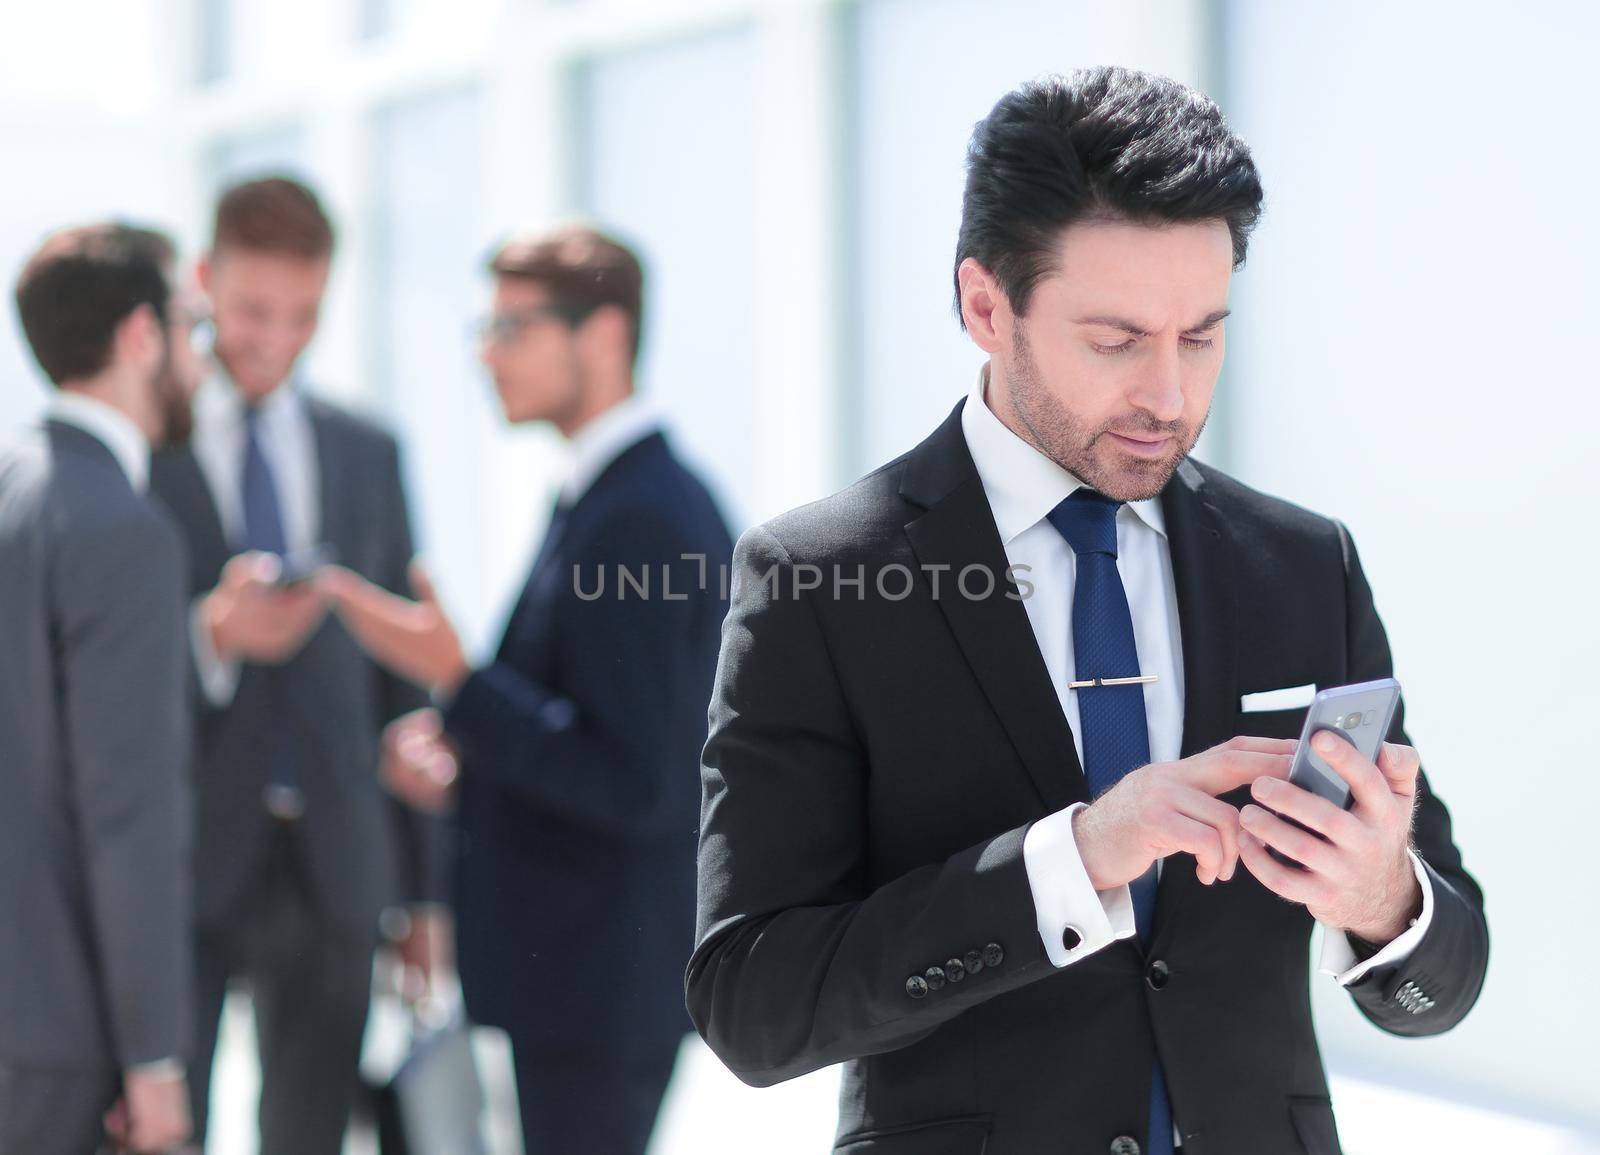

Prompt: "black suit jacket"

[688,401,1488,1155]
[151,397,439,939]
[443,429,733,1056]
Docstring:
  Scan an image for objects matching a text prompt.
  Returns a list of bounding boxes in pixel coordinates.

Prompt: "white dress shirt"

[187,368,322,706]
[558,393,662,506]
[959,364,1431,988]
[46,391,151,493]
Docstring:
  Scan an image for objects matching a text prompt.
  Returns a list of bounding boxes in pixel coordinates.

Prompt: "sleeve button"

[944,957,966,983]
[982,942,1004,968]
[905,974,929,999]
[923,965,947,992]
[1146,959,1170,990]
[963,949,984,976]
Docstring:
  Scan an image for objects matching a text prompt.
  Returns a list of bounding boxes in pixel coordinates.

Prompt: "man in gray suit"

[148,176,441,1154]
[1,223,208,1153]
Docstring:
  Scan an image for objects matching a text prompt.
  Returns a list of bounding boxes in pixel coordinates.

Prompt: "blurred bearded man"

[1,221,208,1155]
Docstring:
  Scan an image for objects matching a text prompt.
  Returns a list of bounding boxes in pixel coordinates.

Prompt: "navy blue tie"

[1047,488,1174,1155]
[242,408,301,818]
[500,497,575,658]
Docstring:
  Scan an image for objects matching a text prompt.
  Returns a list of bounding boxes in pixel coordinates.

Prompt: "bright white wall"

[1222,0,1600,1130]
[576,23,760,531]
[0,0,177,429]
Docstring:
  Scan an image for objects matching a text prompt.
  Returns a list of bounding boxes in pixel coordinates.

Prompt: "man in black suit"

[149,178,441,1154]
[2,223,207,1154]
[688,68,1488,1155]
[326,225,734,1154]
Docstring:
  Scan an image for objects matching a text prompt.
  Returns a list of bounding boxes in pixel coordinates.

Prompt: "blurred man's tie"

[243,406,303,821]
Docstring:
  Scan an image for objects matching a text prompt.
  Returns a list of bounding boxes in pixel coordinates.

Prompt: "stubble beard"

[1006,323,1206,503]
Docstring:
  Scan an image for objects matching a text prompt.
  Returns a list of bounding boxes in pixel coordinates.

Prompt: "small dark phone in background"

[273,543,337,588]
[1267,677,1402,867]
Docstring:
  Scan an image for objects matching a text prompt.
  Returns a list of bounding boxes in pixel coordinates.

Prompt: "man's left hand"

[380,707,459,814]
[395,906,454,1006]
[1237,735,1423,944]
[320,559,469,697]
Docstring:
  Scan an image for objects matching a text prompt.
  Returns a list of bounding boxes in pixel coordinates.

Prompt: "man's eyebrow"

[1189,308,1232,330]
[1073,314,1151,336]
[1073,308,1232,336]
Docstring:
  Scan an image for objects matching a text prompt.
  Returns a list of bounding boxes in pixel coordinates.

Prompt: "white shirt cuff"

[1023,802,1138,967]
[1318,848,1435,986]
[190,596,241,707]
[127,1056,186,1080]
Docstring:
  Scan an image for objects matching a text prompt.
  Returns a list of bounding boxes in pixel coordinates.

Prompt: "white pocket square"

[1240,683,1317,712]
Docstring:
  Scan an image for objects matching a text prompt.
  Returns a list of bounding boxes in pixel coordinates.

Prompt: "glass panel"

[369,86,498,644]
[573,25,758,531]
[848,0,1207,474]
[205,125,307,191]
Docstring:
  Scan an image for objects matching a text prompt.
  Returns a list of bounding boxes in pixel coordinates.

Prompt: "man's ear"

[577,303,633,368]
[196,253,215,294]
[114,303,164,374]
[957,258,1007,354]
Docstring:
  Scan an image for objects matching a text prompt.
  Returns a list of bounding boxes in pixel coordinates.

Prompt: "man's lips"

[1106,430,1175,457]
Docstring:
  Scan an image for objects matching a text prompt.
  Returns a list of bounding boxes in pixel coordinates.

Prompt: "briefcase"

[367,1009,488,1155]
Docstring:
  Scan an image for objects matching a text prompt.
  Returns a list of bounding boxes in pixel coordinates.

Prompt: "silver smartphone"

[1267,677,1401,865]
[274,543,337,588]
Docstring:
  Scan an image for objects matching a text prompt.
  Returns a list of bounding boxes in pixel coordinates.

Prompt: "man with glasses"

[324,224,734,1154]
[1,222,207,1154]
[148,177,443,1155]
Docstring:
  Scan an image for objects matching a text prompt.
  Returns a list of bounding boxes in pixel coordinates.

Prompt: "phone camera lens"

[1343,712,1362,729]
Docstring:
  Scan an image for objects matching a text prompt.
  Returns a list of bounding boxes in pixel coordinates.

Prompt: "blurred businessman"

[323,225,734,1154]
[1,223,207,1154]
[148,177,441,1154]
[688,69,1488,1155]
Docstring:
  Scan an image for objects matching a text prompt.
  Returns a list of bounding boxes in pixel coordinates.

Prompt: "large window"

[846,0,1209,473]
[370,86,505,648]
[206,125,307,189]
[573,24,759,532]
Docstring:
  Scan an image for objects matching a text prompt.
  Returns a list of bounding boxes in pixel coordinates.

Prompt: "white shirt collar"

[46,391,152,493]
[560,394,661,505]
[194,362,304,434]
[960,362,1166,545]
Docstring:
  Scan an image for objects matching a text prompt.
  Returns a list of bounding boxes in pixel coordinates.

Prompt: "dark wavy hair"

[14,222,175,386]
[954,67,1264,325]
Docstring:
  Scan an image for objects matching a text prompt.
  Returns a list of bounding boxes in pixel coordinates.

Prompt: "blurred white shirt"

[47,390,150,493]
[187,367,320,707]
[559,392,661,506]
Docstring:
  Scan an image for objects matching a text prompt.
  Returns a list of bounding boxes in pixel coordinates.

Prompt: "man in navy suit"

[325,225,733,1154]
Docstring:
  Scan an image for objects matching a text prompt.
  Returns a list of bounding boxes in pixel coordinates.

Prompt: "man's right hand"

[1072,735,1297,890]
[200,551,327,664]
[104,1066,191,1153]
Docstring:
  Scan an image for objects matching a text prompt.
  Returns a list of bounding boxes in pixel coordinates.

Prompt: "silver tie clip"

[1067,675,1158,690]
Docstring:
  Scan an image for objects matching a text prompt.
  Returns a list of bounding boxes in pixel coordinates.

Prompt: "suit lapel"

[306,401,341,551]
[497,431,667,659]
[1160,460,1238,760]
[1151,457,1239,945]
[901,403,1089,814]
[150,446,232,584]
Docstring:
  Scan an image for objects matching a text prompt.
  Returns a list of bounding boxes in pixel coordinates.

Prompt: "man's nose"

[1129,341,1185,423]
